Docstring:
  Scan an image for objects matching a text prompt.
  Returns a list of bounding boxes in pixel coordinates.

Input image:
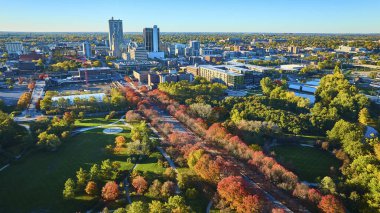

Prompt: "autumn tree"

[101,181,119,201]
[17,92,32,109]
[85,181,98,196]
[318,195,345,213]
[164,167,176,180]
[125,110,141,123]
[115,136,126,148]
[148,179,162,197]
[236,195,262,213]
[308,188,322,204]
[132,176,148,194]
[161,181,176,198]
[217,176,249,209]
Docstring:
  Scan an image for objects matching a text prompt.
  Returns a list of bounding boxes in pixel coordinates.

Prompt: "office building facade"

[5,42,24,55]
[108,17,124,57]
[189,40,200,56]
[143,25,160,52]
[82,41,92,59]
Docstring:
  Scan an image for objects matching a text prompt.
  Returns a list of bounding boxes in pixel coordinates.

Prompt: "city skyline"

[1,0,380,33]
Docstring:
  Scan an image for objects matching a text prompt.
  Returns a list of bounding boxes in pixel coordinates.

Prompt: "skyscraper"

[144,25,164,59]
[108,17,124,57]
[143,25,160,52]
[82,41,91,59]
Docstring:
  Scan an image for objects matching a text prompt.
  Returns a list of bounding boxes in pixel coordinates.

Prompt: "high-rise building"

[108,17,124,57]
[144,25,165,59]
[5,42,24,55]
[82,41,92,59]
[189,40,200,56]
[143,25,160,52]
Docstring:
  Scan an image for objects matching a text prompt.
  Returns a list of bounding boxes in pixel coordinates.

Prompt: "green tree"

[165,195,191,213]
[260,77,275,95]
[187,149,204,169]
[148,179,162,197]
[127,201,148,213]
[358,108,370,125]
[63,178,76,199]
[37,132,61,151]
[149,200,167,213]
[101,159,113,179]
[320,176,337,195]
[89,164,101,181]
[76,168,88,190]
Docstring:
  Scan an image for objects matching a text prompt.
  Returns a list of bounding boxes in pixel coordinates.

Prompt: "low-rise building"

[130,47,148,61]
[198,65,245,88]
[78,67,113,80]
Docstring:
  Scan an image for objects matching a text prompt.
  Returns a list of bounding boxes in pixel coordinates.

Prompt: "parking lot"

[55,82,113,95]
[0,84,28,106]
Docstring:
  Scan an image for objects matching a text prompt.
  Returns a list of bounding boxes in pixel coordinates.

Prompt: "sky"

[1,0,380,33]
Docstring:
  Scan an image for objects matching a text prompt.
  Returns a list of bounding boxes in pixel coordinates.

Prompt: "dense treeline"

[158,76,227,105]
[0,110,31,150]
[2,32,379,50]
[40,88,128,115]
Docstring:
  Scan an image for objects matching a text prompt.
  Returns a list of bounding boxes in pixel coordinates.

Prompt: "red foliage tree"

[132,176,148,194]
[308,188,322,204]
[236,195,263,213]
[161,181,176,197]
[194,154,236,183]
[168,132,193,146]
[271,208,285,213]
[125,110,141,122]
[292,183,309,200]
[318,195,345,213]
[101,181,119,201]
[139,85,148,93]
[206,123,228,141]
[217,176,249,208]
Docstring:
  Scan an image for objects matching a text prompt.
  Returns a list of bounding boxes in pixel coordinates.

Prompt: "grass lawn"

[75,117,120,127]
[0,124,131,213]
[272,145,341,182]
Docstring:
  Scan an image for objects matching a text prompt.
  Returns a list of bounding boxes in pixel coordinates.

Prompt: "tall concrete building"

[82,41,91,59]
[108,17,124,57]
[143,25,164,59]
[189,40,200,56]
[143,25,160,52]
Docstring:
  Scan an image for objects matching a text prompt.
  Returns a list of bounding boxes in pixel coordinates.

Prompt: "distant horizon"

[1,31,380,35]
[1,0,379,33]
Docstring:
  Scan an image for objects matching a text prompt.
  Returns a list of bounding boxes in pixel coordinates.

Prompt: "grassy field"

[272,145,341,182]
[134,152,166,177]
[75,117,120,127]
[0,122,131,213]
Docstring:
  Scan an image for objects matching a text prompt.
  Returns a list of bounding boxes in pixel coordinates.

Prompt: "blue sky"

[1,0,379,33]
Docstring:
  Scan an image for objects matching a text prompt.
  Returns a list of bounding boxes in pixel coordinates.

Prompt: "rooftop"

[199,65,244,76]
